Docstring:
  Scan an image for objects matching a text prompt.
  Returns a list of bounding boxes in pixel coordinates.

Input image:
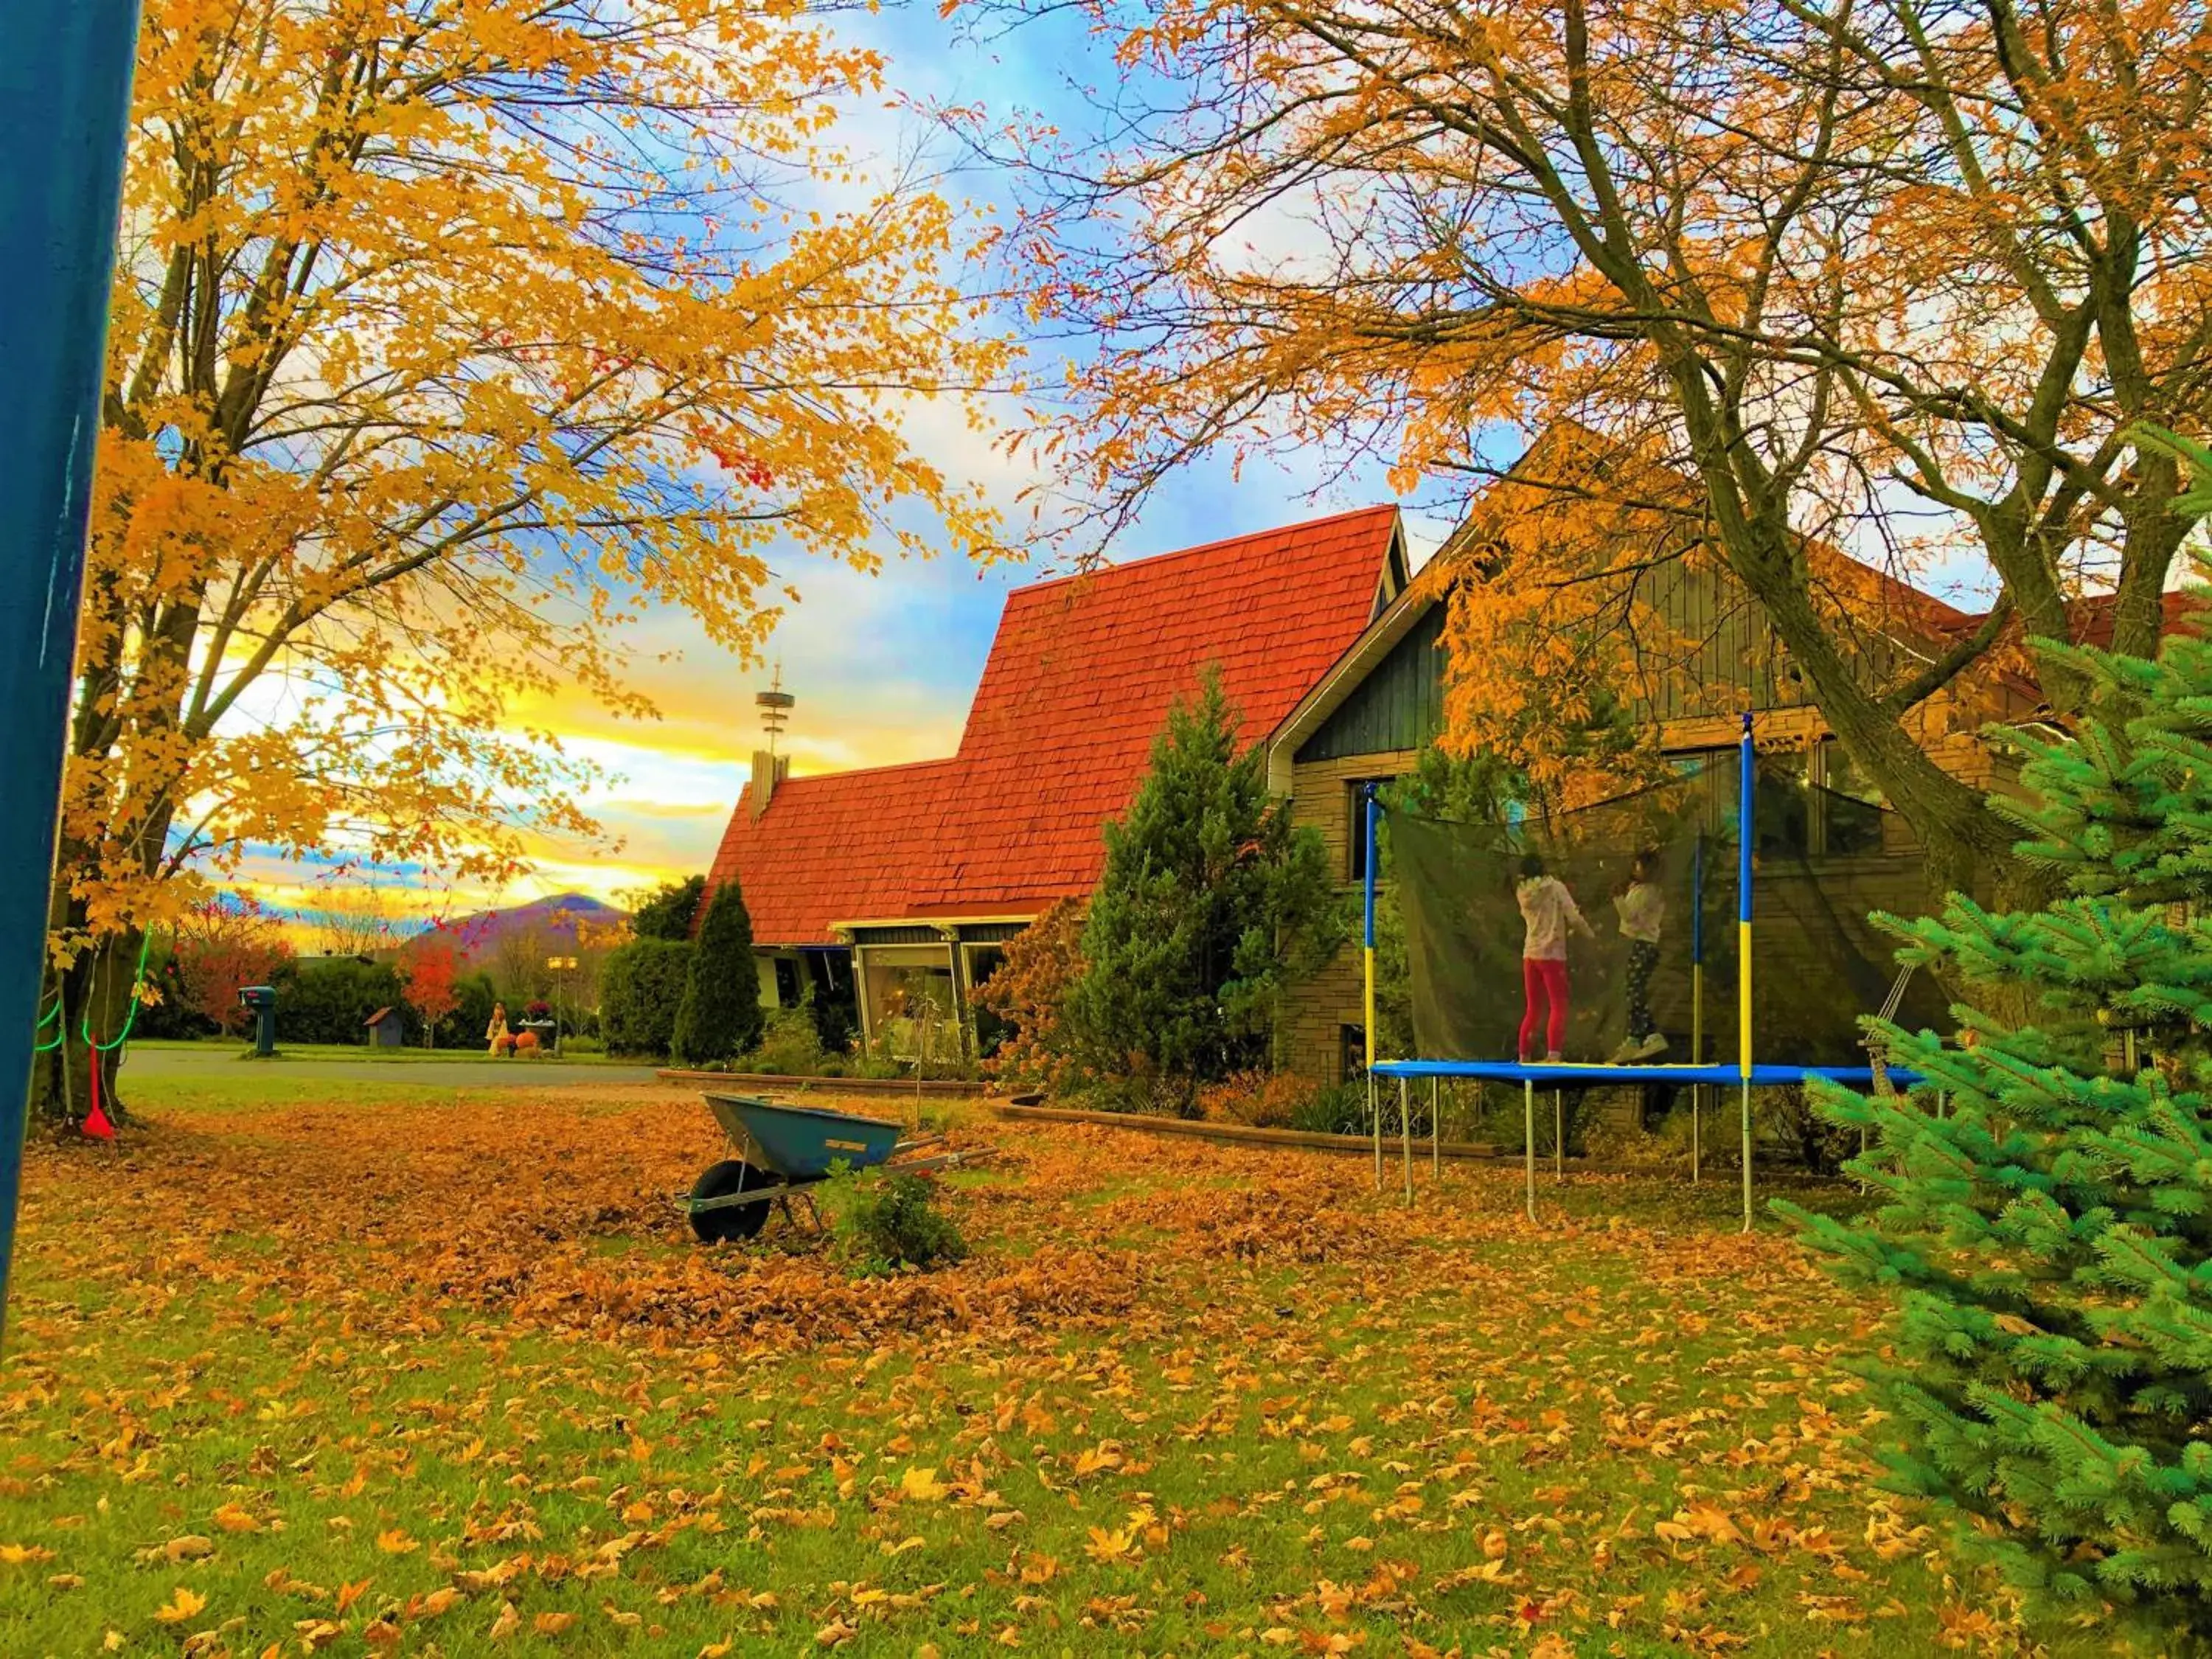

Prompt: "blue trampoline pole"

[1738,712,1755,1232]
[1691,830,1704,1184]
[0,2,143,1336]
[1363,785,1379,1189]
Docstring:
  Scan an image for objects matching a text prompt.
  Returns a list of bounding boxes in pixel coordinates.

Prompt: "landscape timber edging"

[994,1099,1500,1160]
[998,1099,1851,1182]
[655,1068,989,1098]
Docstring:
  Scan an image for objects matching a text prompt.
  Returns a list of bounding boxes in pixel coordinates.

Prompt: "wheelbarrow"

[684,1093,981,1243]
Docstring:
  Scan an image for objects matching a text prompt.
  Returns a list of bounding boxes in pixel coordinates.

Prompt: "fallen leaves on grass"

[3,1087,2058,1658]
[154,1585,207,1624]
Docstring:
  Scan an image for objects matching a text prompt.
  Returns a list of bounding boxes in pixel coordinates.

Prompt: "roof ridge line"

[1006,503,1399,601]
[753,754,964,792]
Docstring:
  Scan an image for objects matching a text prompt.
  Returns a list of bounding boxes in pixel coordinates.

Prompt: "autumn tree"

[397,928,462,1050]
[971,897,1088,1091]
[310,887,395,959]
[35,0,1009,1117]
[172,892,294,1037]
[973,0,2212,896]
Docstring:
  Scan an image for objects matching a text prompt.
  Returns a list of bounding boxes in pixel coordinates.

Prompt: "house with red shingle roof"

[704,506,1411,1056]
[705,422,2200,1083]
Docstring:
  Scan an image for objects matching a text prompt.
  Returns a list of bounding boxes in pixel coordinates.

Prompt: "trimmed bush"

[746,1005,827,1077]
[282,957,406,1046]
[599,939,693,1058]
[671,880,764,1066]
[827,1168,967,1273]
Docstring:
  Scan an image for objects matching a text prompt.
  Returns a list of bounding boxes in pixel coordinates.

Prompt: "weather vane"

[755,663,795,757]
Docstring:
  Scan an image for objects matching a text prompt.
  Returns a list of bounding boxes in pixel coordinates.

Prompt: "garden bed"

[995,1098,1502,1158]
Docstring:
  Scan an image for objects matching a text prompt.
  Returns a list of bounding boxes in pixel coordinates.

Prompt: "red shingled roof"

[706,759,961,945]
[705,507,1401,944]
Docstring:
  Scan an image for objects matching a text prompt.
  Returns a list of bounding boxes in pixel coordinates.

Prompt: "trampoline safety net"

[1384,764,1952,1068]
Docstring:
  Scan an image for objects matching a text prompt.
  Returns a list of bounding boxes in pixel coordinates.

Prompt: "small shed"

[364,1006,406,1049]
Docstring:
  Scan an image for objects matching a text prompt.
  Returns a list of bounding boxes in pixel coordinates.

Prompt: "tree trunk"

[28,914,143,1128]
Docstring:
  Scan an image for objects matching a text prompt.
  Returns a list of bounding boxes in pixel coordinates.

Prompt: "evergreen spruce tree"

[1068,669,1346,1105]
[670,878,764,1066]
[1783,437,2212,1639]
[631,874,707,942]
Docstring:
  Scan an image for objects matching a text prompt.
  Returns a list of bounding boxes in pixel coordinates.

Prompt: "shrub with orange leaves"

[973,899,1090,1093]
[1194,1070,1311,1130]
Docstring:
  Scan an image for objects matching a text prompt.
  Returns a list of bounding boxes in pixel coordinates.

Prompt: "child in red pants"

[1516,853,1594,1061]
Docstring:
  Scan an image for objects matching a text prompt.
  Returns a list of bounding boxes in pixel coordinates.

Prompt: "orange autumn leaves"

[7,1081,2059,1653]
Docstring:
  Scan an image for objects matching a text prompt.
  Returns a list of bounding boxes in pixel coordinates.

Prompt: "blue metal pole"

[1738,712,1755,1231]
[1363,785,1380,1185]
[0,2,145,1333]
[1737,713,1754,1072]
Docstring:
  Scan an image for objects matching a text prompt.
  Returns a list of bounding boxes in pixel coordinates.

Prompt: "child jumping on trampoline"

[1610,851,1668,1060]
[1516,853,1595,1062]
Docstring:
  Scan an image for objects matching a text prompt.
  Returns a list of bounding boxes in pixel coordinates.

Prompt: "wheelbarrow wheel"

[688,1159,773,1243]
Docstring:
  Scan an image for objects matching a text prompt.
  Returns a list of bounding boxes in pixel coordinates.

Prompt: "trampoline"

[1361,714,1940,1228]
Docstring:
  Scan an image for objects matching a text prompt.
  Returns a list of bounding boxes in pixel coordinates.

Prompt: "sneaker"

[1634,1033,1669,1059]
[1543,1051,1565,1063]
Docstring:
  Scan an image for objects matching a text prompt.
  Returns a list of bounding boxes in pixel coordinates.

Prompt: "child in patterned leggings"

[1611,852,1667,1060]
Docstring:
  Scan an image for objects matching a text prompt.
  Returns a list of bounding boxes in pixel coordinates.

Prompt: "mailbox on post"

[237,984,276,1058]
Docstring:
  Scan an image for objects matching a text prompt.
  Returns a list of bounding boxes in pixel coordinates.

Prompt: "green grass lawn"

[0,1075,2124,1658]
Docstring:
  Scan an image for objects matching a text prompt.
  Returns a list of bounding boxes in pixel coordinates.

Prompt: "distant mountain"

[447,893,628,956]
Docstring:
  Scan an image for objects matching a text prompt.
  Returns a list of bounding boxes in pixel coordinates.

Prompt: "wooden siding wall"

[1276,576,2030,1086]
[1301,557,1982,757]
[1297,605,1447,763]
[1281,750,1416,1085]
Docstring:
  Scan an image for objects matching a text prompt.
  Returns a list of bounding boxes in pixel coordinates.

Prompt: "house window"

[1814,740,1888,855]
[1345,780,1392,883]
[772,956,803,1009]
[1340,1023,1368,1084]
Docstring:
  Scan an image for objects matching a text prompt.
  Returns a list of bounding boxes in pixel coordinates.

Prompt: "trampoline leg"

[1430,1077,1439,1178]
[1398,1077,1411,1207]
[1554,1089,1563,1184]
[1691,1085,1701,1184]
[1739,1079,1753,1234]
[1523,1080,1536,1222]
[1369,1074,1380,1190]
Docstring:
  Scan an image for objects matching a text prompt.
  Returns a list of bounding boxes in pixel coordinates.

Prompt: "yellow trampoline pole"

[1691,830,1705,1186]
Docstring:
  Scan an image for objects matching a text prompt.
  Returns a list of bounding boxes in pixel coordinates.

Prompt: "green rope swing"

[31,928,156,1054]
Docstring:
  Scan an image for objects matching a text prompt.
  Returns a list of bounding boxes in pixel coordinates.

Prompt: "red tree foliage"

[399,927,465,1049]
[173,893,295,1035]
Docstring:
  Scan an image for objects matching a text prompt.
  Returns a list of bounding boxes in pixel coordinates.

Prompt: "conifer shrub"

[1783,440,2212,1637]
[671,879,764,1066]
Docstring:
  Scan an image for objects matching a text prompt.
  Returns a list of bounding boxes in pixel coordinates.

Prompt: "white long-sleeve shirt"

[1614,882,1666,945]
[1516,875,1590,962]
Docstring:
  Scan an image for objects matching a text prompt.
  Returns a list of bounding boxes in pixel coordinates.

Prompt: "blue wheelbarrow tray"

[683,1093,978,1242]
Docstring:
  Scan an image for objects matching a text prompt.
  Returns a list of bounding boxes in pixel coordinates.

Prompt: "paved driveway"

[120,1046,665,1089]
